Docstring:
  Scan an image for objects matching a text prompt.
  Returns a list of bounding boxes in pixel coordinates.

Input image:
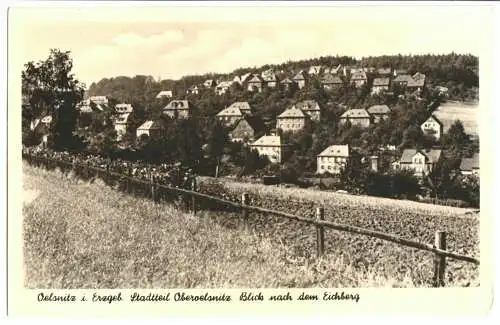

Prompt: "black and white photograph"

[6,1,497,316]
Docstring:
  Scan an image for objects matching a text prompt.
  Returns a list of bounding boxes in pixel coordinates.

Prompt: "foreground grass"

[23,164,420,289]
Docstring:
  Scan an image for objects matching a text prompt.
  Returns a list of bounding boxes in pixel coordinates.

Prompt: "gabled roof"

[340,109,370,119]
[322,74,343,84]
[230,115,265,133]
[393,74,413,83]
[408,75,425,87]
[308,65,322,74]
[372,77,390,86]
[367,105,391,115]
[295,100,320,111]
[228,101,252,112]
[351,71,367,80]
[156,90,173,98]
[138,120,162,130]
[400,149,442,164]
[250,135,281,147]
[394,69,408,75]
[217,106,244,117]
[292,71,306,81]
[422,115,443,126]
[240,73,252,83]
[277,107,306,119]
[262,73,277,82]
[248,74,262,83]
[377,67,392,75]
[412,72,426,81]
[280,78,294,84]
[318,145,350,157]
[164,100,190,110]
[459,153,479,171]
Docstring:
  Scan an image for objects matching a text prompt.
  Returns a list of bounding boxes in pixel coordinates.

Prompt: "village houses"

[420,115,443,140]
[321,74,344,91]
[136,120,163,139]
[392,148,442,177]
[203,79,215,88]
[292,71,307,89]
[325,64,342,75]
[247,74,263,92]
[367,105,391,123]
[89,95,108,106]
[186,85,200,95]
[280,78,294,91]
[262,72,278,88]
[228,116,265,143]
[249,135,284,164]
[215,81,233,96]
[407,72,426,93]
[276,107,308,133]
[295,100,321,121]
[350,71,368,87]
[459,153,479,176]
[339,109,371,128]
[115,103,133,114]
[316,144,350,175]
[371,77,391,95]
[113,113,130,140]
[377,67,392,76]
[392,74,413,88]
[163,100,191,119]
[156,90,173,99]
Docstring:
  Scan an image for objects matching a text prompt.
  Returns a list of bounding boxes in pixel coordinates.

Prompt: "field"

[22,164,479,288]
[433,101,479,137]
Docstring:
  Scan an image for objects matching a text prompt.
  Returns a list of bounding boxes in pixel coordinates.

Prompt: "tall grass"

[23,164,421,289]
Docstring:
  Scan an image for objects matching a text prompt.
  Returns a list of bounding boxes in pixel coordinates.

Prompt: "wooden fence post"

[191,178,197,215]
[316,207,325,258]
[127,167,132,194]
[150,173,156,203]
[433,231,447,287]
[241,193,249,231]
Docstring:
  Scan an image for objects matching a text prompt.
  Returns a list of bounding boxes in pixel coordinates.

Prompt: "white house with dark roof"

[276,107,307,133]
[350,71,368,87]
[249,135,283,164]
[292,71,306,89]
[262,73,278,88]
[421,115,443,140]
[392,148,442,177]
[163,100,191,119]
[316,144,350,174]
[215,81,233,95]
[136,120,163,138]
[308,65,322,75]
[371,77,391,95]
[367,105,391,123]
[156,90,173,99]
[186,85,200,95]
[459,153,479,176]
[114,112,131,140]
[203,79,215,88]
[295,100,321,121]
[247,74,263,92]
[407,72,426,92]
[321,74,344,91]
[115,103,133,114]
[340,109,371,128]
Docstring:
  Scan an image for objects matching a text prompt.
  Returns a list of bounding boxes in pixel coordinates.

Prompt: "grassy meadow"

[22,164,479,288]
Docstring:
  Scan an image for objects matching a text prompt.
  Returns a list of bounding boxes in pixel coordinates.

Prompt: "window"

[320,165,325,170]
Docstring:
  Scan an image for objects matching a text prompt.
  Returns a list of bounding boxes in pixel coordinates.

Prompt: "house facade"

[421,115,443,140]
[292,71,306,89]
[393,148,442,177]
[280,78,294,91]
[204,79,215,88]
[163,100,191,119]
[308,65,322,75]
[371,77,390,95]
[276,107,307,133]
[247,75,263,92]
[321,74,344,91]
[249,135,283,164]
[215,81,232,95]
[392,74,413,88]
[407,72,426,93]
[316,145,350,175]
[339,109,371,128]
[295,100,321,121]
[351,71,367,87]
[367,105,391,123]
[115,103,133,114]
[228,116,264,143]
[216,106,244,126]
[186,85,199,95]
[114,113,130,140]
[263,73,278,88]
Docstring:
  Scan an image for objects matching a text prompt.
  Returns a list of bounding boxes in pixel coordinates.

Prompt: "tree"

[22,49,85,150]
[442,120,471,154]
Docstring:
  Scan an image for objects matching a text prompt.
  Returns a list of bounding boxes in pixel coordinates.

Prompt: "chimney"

[370,155,379,172]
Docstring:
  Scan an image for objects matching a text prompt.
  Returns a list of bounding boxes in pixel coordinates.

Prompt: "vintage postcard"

[5,0,497,319]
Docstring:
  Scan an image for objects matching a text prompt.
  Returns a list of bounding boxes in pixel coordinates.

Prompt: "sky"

[10,3,494,88]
